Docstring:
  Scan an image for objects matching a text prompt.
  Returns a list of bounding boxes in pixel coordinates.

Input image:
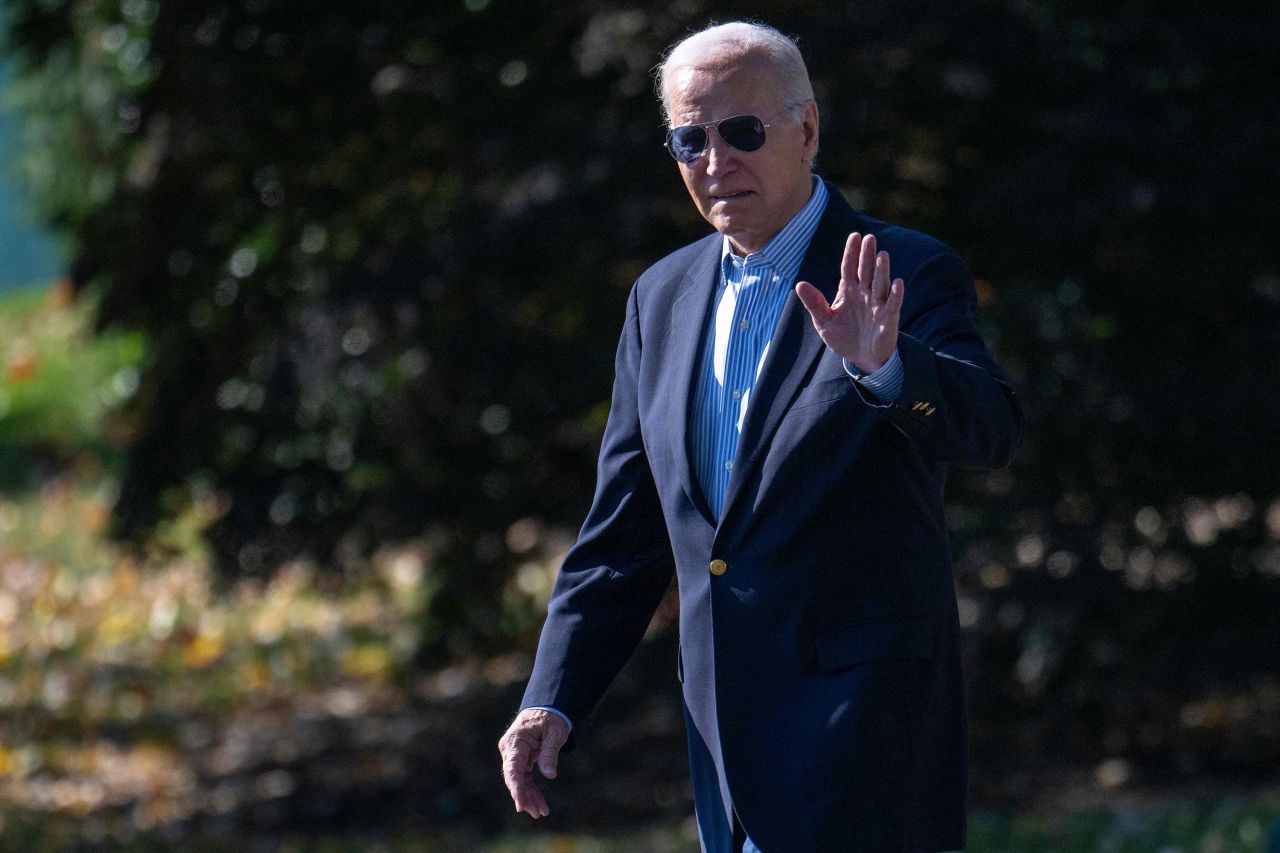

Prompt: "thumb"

[794,281,830,325]
[538,720,567,779]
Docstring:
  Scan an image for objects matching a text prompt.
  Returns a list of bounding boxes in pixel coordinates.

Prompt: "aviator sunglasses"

[664,114,773,164]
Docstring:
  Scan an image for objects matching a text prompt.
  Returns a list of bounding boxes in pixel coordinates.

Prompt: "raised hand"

[795,232,903,375]
[498,708,570,818]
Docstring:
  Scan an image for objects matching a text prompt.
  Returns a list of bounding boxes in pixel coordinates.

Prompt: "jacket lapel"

[718,187,855,526]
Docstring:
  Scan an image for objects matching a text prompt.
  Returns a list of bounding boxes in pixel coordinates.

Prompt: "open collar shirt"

[690,177,903,519]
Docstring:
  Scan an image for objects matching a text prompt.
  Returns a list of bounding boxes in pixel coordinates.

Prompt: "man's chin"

[706,209,756,237]
[715,221,768,252]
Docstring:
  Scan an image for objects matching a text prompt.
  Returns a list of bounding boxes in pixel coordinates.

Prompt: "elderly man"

[499,21,1022,853]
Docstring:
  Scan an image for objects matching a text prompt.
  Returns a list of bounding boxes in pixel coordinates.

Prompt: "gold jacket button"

[709,559,728,576]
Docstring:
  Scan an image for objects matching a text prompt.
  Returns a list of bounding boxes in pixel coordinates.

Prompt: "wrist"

[845,356,886,377]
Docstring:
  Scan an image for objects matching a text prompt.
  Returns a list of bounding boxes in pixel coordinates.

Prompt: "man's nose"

[702,130,738,175]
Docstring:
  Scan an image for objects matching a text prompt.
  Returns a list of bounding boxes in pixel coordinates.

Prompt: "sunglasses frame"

[663,114,774,165]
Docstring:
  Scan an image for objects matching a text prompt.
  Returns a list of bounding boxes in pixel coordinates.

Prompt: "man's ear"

[800,99,820,164]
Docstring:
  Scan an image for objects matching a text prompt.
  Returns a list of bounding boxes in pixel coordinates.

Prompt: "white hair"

[654,21,815,129]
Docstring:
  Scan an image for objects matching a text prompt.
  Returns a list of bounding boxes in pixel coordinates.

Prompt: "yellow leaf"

[341,644,391,679]
[182,633,225,669]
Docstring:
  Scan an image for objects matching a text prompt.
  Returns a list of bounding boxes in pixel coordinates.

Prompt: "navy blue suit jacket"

[521,182,1023,852]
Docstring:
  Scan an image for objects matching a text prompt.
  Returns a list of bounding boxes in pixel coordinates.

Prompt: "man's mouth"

[710,191,752,200]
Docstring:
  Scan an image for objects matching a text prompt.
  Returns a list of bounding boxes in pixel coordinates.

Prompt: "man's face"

[664,58,819,255]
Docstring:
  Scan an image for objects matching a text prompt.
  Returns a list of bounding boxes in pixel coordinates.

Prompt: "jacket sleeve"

[852,250,1025,469]
[519,283,675,745]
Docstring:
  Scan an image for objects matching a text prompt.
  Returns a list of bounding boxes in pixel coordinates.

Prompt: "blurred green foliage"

[0,283,142,488]
[0,404,439,844]
[2,0,1278,807]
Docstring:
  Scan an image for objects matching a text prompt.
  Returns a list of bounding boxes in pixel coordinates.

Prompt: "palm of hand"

[795,232,904,374]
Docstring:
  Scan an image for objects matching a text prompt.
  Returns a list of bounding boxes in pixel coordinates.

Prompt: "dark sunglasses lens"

[719,115,766,152]
[668,126,707,163]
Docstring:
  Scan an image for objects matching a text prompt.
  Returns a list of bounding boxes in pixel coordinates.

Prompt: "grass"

[968,795,1280,851]
[0,797,1276,851]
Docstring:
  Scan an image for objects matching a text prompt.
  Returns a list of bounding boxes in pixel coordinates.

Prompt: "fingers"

[872,250,890,302]
[839,232,862,296]
[537,716,568,779]
[499,728,543,817]
[858,234,877,295]
[499,710,565,819]
[794,281,831,330]
[838,231,898,304]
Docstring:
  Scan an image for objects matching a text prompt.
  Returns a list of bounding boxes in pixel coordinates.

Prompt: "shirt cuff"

[525,705,573,731]
[843,348,904,404]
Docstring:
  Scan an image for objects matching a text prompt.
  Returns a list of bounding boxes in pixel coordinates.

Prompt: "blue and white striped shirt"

[690,179,903,518]
[691,180,829,518]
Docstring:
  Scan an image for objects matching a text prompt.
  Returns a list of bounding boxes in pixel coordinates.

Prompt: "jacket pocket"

[814,613,935,673]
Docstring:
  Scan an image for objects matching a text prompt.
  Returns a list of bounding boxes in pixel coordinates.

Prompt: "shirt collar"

[721,176,829,283]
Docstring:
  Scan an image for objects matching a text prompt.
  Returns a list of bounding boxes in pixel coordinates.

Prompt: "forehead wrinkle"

[664,59,781,124]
